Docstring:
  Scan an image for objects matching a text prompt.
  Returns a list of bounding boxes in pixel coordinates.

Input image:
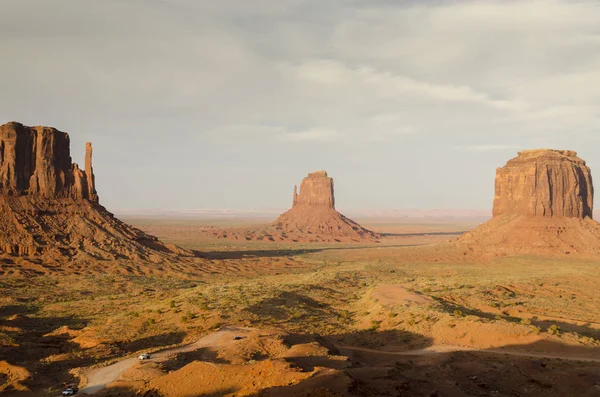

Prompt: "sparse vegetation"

[2,221,600,396]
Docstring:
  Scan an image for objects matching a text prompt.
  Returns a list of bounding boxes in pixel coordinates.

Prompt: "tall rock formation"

[85,142,98,201]
[292,171,335,209]
[273,171,378,242]
[0,122,191,273]
[0,122,97,200]
[459,149,600,255]
[493,149,593,219]
[211,171,378,243]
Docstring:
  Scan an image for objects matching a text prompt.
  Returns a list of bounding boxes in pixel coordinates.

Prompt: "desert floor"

[1,217,599,397]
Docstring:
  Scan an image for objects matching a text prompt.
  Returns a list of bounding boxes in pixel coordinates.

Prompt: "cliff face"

[293,171,335,209]
[0,122,190,267]
[0,122,97,201]
[459,149,600,255]
[493,149,593,219]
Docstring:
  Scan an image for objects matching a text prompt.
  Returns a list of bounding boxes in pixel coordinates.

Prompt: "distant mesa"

[0,122,190,269]
[214,171,378,243]
[459,149,600,255]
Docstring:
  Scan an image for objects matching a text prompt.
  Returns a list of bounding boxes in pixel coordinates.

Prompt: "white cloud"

[2,0,600,209]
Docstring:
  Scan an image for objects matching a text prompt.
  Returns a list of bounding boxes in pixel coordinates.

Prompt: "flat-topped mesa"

[292,170,335,209]
[493,149,593,219]
[0,122,98,201]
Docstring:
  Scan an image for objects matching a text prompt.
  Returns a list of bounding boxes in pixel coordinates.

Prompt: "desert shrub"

[453,310,464,318]
[369,320,382,331]
[547,324,561,335]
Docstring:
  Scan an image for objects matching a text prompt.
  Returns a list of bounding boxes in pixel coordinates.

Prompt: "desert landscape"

[0,123,599,397]
[3,1,600,396]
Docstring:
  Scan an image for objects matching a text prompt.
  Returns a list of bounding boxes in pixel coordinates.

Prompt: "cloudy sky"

[2,0,600,212]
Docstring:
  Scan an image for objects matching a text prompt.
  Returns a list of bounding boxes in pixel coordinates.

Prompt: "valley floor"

[1,218,599,396]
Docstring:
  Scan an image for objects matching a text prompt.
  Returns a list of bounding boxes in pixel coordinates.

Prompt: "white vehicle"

[62,387,78,395]
[138,353,151,360]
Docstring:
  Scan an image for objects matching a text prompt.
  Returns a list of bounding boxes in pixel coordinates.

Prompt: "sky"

[1,0,600,212]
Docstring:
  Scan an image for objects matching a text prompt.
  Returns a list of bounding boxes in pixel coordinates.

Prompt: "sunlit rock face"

[493,149,593,219]
[0,122,97,201]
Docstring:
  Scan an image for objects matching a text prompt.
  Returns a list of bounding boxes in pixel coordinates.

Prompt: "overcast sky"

[2,0,600,212]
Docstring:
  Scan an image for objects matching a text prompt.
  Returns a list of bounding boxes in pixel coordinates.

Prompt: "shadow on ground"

[433,297,600,340]
[0,303,93,393]
[381,231,467,237]
[74,335,600,397]
[202,244,427,260]
[118,332,186,353]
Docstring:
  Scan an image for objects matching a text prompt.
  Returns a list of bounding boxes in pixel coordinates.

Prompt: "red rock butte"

[274,171,378,242]
[459,149,600,255]
[493,149,593,219]
[0,122,189,268]
[293,170,335,209]
[0,122,97,200]
[211,171,378,242]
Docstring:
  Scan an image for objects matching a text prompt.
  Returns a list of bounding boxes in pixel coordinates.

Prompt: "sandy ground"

[2,216,600,396]
[371,284,433,306]
[80,326,256,394]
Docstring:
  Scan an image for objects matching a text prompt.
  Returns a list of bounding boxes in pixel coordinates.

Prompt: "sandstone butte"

[458,149,600,255]
[0,122,190,271]
[212,171,378,243]
[273,171,378,242]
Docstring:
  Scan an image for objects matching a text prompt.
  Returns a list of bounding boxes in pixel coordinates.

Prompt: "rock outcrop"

[292,171,335,209]
[213,171,378,243]
[0,122,192,272]
[493,149,593,219]
[0,122,97,201]
[275,171,378,241]
[459,149,600,255]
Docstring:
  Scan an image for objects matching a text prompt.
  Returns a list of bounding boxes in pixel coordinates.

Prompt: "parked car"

[61,387,78,395]
[138,353,151,360]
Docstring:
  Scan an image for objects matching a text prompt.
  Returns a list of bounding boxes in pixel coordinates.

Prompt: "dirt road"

[79,326,254,395]
[80,327,600,395]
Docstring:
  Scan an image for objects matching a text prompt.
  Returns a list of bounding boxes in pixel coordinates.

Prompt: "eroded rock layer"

[0,122,97,201]
[0,122,192,269]
[277,171,378,241]
[493,149,593,218]
[293,170,335,209]
[459,149,600,255]
[213,171,378,243]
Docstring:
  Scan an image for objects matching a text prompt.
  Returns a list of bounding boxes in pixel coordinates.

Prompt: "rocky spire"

[85,142,98,201]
